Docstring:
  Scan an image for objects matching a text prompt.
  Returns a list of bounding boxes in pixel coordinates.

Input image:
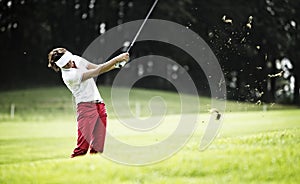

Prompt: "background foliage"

[0,0,299,104]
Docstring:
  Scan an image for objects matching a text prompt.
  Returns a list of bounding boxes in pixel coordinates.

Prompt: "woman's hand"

[117,52,130,63]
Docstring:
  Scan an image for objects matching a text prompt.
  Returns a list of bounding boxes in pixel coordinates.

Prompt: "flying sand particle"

[265,54,268,61]
[258,92,264,97]
[255,89,264,97]
[222,15,233,24]
[227,38,232,44]
[240,37,246,43]
[256,100,262,105]
[268,71,283,78]
[246,16,253,29]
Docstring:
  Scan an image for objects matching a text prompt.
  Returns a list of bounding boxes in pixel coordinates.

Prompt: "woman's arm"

[86,56,126,72]
[86,62,98,70]
[82,53,129,81]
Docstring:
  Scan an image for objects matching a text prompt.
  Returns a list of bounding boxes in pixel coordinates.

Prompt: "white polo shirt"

[61,55,103,104]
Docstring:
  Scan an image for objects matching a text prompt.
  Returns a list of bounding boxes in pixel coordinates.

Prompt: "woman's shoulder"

[73,55,89,67]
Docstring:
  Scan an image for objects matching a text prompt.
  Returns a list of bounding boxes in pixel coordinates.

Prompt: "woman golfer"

[48,48,129,158]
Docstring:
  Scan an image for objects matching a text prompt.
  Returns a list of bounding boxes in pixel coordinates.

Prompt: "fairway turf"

[0,87,294,121]
[0,87,299,183]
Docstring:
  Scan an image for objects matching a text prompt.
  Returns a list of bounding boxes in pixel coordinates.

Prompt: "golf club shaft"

[127,0,159,52]
[116,0,159,68]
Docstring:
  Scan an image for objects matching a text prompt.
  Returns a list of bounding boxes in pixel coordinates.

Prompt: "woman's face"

[62,60,74,69]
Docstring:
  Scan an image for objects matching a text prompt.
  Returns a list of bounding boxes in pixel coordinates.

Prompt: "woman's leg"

[71,102,97,157]
[71,129,89,158]
[91,103,107,153]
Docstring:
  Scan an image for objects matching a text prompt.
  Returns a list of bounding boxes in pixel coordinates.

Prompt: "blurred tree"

[252,0,299,104]
[0,0,299,105]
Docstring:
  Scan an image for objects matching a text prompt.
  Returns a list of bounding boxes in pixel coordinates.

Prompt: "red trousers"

[72,102,107,155]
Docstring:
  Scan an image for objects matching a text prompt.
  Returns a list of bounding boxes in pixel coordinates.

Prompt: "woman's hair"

[48,48,67,72]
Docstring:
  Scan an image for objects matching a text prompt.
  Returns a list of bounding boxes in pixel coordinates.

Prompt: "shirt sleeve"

[73,55,89,68]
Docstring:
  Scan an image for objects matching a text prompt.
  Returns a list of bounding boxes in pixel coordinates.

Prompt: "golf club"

[115,0,159,68]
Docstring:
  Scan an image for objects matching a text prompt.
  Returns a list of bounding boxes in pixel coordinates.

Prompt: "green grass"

[0,86,295,121]
[0,87,299,183]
